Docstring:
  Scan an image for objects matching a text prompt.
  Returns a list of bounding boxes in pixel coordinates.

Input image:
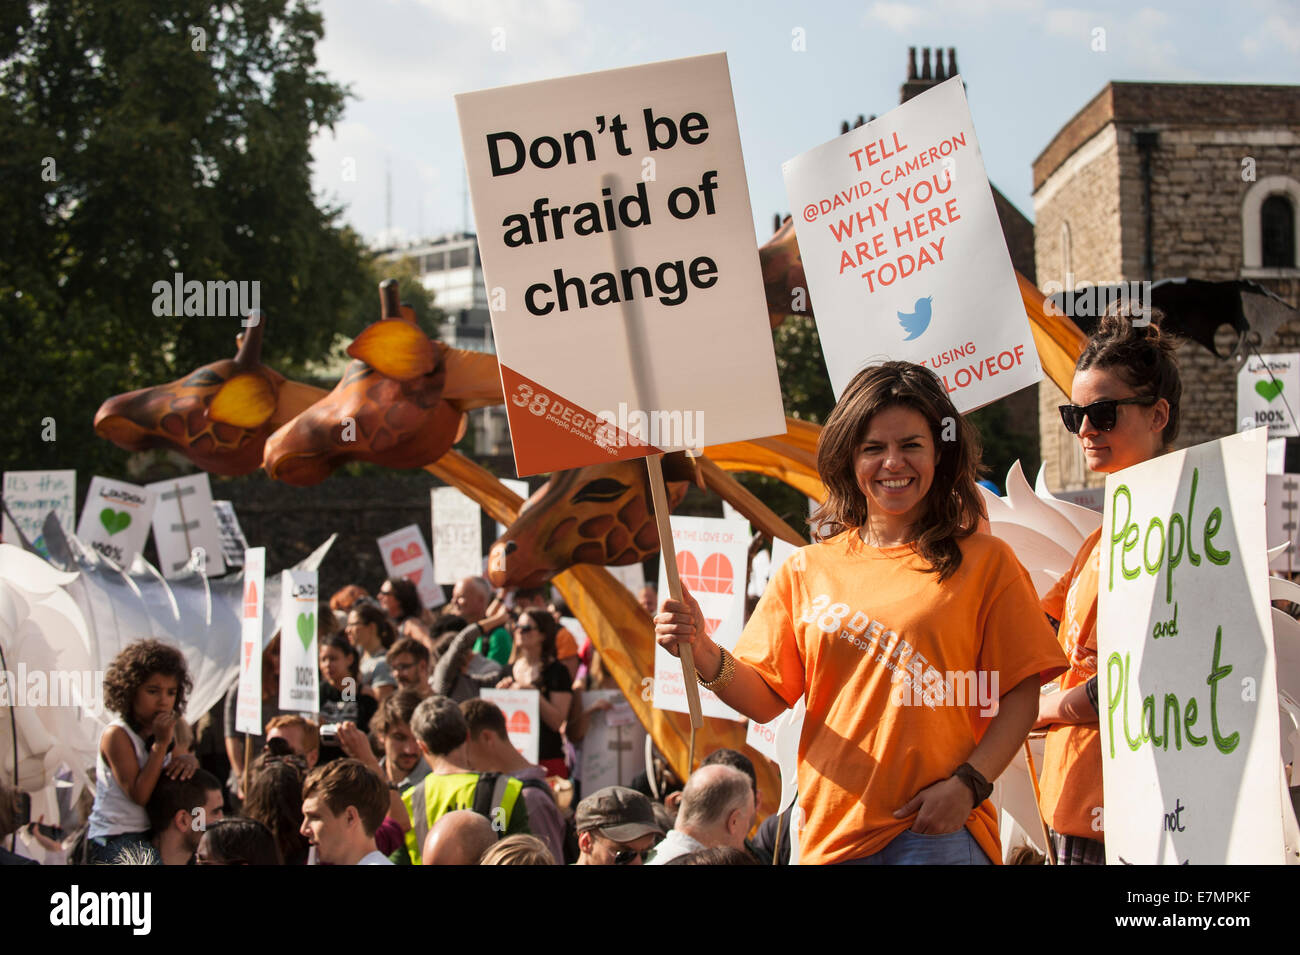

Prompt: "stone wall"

[1032,83,1300,490]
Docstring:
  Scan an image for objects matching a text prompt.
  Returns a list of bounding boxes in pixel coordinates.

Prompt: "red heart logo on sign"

[407,569,422,585]
[390,543,420,564]
[507,710,531,734]
[705,618,721,637]
[243,581,258,619]
[676,552,735,595]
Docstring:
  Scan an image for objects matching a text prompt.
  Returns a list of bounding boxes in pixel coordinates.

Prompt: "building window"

[1242,175,1300,273]
[449,247,469,268]
[1261,195,1295,269]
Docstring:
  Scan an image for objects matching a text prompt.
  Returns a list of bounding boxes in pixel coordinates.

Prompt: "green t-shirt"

[473,626,513,666]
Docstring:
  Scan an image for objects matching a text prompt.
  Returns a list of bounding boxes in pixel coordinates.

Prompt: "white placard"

[579,689,646,792]
[1098,429,1284,863]
[236,547,266,735]
[456,52,785,476]
[1267,473,1300,575]
[479,688,540,764]
[146,473,225,577]
[2,470,76,555]
[653,515,749,721]
[376,524,444,609]
[1237,352,1300,439]
[431,486,482,585]
[494,479,530,538]
[76,477,155,568]
[782,76,1040,409]
[212,500,250,568]
[279,569,320,712]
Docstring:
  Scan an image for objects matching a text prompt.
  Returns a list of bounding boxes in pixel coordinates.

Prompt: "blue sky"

[308,0,1300,248]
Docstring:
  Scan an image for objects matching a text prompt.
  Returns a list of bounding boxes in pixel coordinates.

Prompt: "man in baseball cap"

[574,786,664,865]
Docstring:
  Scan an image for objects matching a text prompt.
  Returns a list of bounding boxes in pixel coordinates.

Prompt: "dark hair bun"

[1077,303,1183,447]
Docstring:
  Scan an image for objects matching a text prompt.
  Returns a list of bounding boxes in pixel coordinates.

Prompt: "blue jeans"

[836,827,992,865]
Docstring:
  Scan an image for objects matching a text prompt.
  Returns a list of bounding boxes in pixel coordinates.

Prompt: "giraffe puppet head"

[487,453,699,589]
[262,281,463,486]
[759,214,810,329]
[92,314,285,476]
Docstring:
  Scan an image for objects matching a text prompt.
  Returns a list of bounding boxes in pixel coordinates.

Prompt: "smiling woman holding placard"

[656,361,1066,865]
[1034,307,1183,865]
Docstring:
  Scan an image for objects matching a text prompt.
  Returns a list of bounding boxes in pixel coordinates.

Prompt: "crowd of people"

[1,305,1183,866]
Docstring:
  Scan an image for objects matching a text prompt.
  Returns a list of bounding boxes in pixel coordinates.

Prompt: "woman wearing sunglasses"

[1036,307,1182,865]
[497,610,572,778]
[656,361,1066,865]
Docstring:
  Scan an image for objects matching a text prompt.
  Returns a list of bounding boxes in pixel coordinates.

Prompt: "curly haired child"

[86,639,199,864]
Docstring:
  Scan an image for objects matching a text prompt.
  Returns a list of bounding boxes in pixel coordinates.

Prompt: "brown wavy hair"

[101,638,193,728]
[811,361,984,581]
[1075,305,1182,449]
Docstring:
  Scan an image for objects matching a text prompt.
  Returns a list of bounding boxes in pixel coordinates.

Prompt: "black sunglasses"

[1058,396,1157,434]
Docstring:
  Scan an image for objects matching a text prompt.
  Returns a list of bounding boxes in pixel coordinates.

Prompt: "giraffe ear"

[209,372,278,428]
[347,319,437,380]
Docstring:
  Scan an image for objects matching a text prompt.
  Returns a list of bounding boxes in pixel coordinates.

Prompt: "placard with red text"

[653,515,749,721]
[782,76,1040,410]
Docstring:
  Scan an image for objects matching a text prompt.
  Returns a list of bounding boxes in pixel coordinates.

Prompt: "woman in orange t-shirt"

[1036,307,1183,864]
[655,361,1066,865]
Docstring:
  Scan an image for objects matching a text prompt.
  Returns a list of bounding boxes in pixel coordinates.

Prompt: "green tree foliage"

[0,0,372,475]
[735,314,836,538]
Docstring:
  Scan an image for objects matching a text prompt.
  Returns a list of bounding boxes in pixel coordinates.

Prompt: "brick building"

[1033,82,1300,490]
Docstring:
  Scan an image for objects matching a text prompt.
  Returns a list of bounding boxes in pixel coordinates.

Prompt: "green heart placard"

[1256,379,1285,402]
[99,508,131,535]
[297,612,315,650]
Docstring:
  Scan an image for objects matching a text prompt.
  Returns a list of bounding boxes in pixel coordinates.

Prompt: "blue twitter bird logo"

[897,296,933,341]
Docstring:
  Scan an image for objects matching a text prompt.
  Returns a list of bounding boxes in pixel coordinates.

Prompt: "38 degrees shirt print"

[733,530,1065,865]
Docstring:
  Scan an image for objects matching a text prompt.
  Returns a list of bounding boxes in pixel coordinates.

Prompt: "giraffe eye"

[182,369,223,387]
[572,478,629,504]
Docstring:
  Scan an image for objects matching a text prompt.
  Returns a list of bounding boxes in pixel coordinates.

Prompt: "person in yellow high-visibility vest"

[400,696,530,864]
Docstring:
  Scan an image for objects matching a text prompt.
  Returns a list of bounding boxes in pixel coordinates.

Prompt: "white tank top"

[88,717,163,838]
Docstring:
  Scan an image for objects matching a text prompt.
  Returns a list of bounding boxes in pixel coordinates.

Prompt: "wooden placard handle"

[646,453,704,729]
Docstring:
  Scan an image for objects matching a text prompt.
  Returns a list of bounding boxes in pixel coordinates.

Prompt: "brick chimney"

[901,47,959,103]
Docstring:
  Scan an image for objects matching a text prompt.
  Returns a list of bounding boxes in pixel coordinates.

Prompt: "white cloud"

[1043,8,1095,38]
[1241,13,1300,55]
[867,2,927,33]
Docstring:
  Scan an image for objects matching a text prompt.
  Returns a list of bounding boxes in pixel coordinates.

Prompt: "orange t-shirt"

[555,627,578,660]
[734,530,1066,865]
[1038,528,1104,840]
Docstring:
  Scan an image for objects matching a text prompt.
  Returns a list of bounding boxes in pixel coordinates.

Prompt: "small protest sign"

[235,547,266,736]
[1098,429,1284,863]
[1237,352,1300,439]
[76,477,155,567]
[212,500,250,569]
[653,515,749,721]
[146,473,225,577]
[377,524,444,609]
[278,569,320,712]
[479,688,540,764]
[431,486,482,585]
[1267,473,1300,575]
[2,470,76,555]
[782,76,1040,410]
[580,689,646,792]
[456,52,785,476]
